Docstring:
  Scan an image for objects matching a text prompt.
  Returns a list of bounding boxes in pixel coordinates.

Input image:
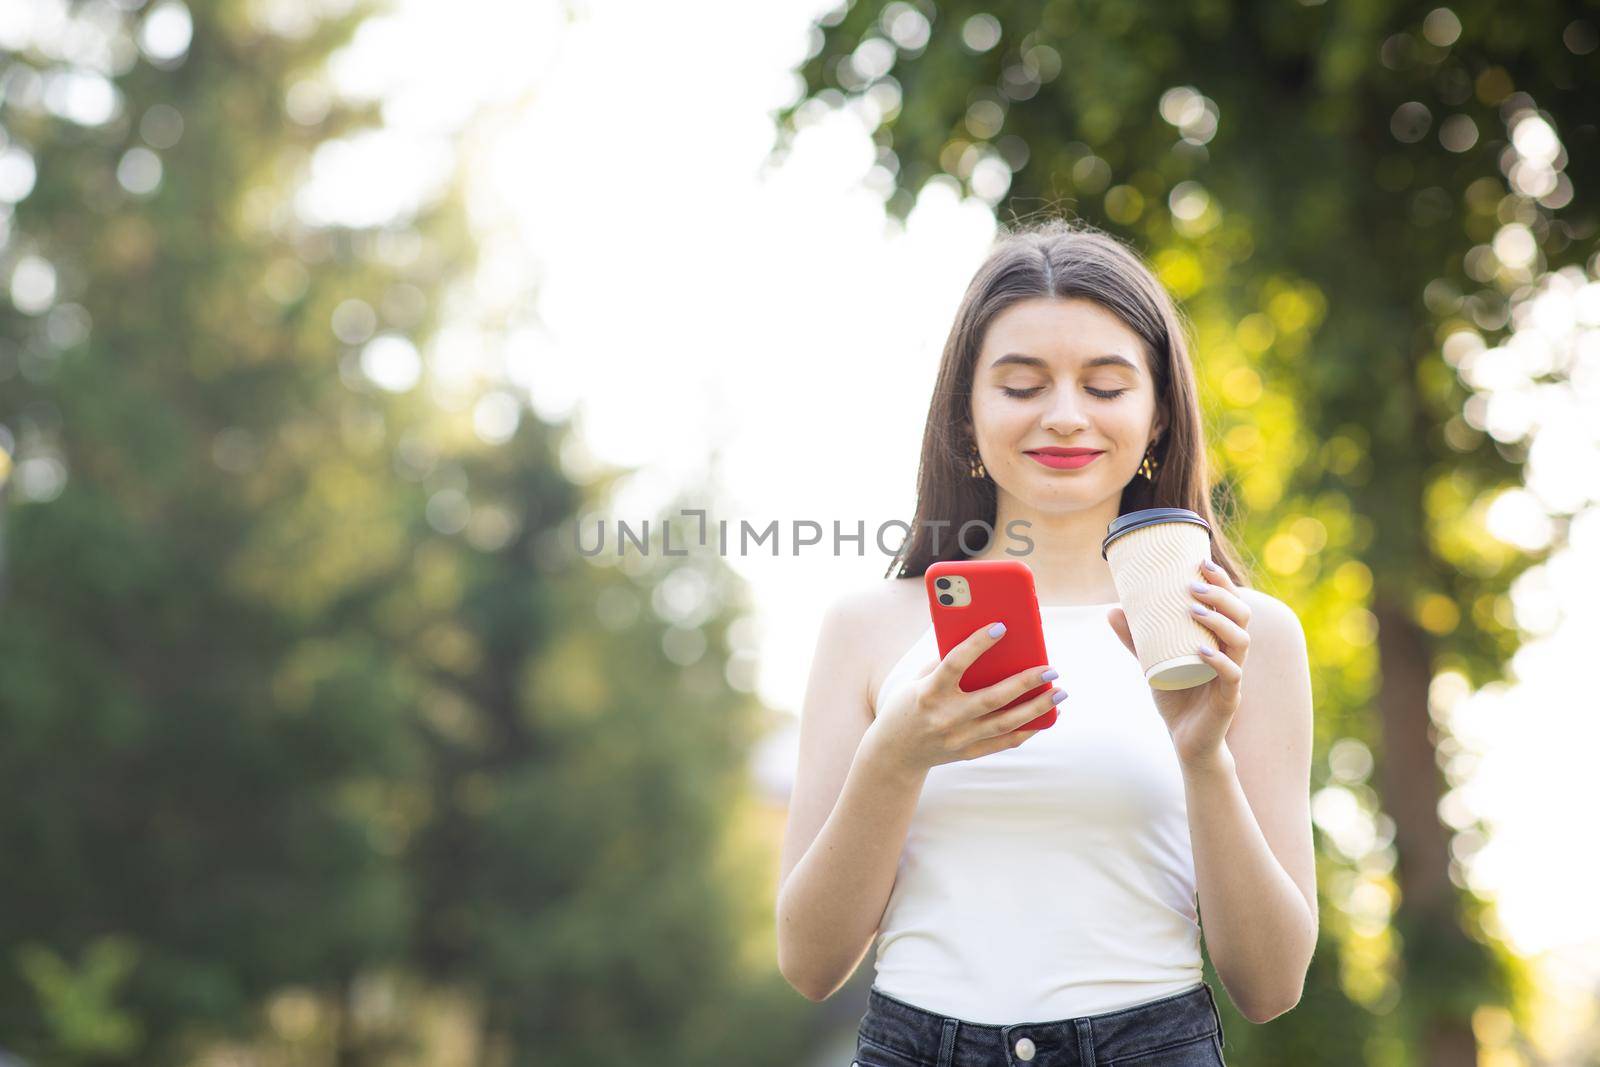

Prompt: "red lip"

[1026,449,1103,470]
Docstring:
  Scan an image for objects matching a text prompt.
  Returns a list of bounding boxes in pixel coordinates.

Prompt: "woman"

[775,219,1317,1066]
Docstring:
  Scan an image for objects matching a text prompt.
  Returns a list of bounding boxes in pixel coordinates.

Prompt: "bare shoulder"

[1227,585,1313,741]
[1236,587,1305,644]
[827,574,924,621]
[821,576,929,713]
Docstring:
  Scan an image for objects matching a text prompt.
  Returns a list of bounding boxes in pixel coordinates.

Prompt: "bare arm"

[1185,591,1318,1024]
[774,596,923,1001]
[776,734,928,1001]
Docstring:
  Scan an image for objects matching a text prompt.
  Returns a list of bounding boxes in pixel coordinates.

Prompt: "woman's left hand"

[1106,558,1249,771]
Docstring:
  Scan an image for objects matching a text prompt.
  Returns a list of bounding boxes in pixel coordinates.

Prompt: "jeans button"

[1014,1035,1036,1061]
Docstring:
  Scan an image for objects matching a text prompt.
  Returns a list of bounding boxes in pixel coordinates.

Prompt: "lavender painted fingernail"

[988,622,1006,638]
[1051,689,1068,704]
[1041,668,1059,682]
[1203,559,1222,573]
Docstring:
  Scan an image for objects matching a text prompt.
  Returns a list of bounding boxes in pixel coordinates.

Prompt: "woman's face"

[969,296,1165,510]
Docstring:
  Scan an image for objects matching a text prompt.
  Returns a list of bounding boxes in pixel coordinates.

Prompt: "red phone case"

[925,559,1056,731]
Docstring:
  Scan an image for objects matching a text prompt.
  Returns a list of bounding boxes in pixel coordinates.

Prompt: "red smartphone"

[925,559,1056,731]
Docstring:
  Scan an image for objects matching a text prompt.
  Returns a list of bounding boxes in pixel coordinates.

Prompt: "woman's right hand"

[864,621,1064,777]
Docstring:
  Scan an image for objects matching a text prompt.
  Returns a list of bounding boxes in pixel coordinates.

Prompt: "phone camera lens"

[938,594,954,606]
[936,578,951,590]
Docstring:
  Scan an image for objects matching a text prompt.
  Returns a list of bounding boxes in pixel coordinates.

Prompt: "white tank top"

[869,601,1203,1024]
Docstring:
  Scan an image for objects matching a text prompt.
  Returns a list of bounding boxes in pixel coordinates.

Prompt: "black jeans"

[853,982,1227,1067]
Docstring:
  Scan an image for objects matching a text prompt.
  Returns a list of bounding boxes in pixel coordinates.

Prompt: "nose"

[1039,389,1092,436]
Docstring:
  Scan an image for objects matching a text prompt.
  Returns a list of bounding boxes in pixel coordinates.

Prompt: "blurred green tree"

[0,3,808,1066]
[396,465,812,1066]
[778,1,1593,1063]
[0,4,428,1060]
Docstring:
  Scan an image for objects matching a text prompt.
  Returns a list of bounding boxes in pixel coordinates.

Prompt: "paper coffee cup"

[1101,508,1218,691]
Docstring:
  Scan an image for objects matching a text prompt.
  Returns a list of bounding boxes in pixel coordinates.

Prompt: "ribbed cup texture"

[1106,522,1218,690]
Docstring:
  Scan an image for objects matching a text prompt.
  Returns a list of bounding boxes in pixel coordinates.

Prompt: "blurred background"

[1,0,1597,1063]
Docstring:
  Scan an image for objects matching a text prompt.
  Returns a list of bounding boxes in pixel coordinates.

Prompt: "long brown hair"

[885,218,1252,589]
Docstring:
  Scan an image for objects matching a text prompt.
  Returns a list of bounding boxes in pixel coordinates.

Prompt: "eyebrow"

[988,353,1141,373]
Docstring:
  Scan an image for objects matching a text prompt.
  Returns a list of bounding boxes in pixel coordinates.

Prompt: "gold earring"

[1139,445,1160,481]
[968,443,988,480]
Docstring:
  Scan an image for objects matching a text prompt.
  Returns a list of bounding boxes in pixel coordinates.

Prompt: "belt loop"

[937,1017,958,1067]
[1073,1017,1095,1065]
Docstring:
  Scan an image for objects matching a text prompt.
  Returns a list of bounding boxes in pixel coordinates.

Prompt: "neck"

[970,487,1123,605]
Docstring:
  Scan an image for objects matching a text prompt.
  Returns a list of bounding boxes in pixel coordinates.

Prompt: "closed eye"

[1001,386,1127,400]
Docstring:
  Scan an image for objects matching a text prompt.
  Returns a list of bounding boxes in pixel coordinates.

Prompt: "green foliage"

[15,937,143,1062]
[0,3,809,1065]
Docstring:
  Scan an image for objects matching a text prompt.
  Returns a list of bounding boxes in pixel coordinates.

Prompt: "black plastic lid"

[1101,508,1210,559]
